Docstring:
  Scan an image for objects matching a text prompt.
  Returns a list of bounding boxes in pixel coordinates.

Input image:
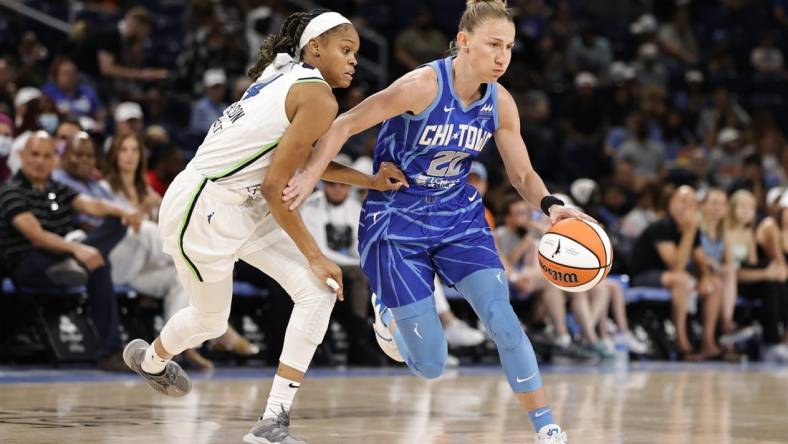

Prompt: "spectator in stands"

[629,13,659,47]
[698,188,737,336]
[0,131,143,370]
[52,132,110,231]
[190,69,227,136]
[300,154,380,365]
[175,17,247,96]
[103,102,144,155]
[634,43,669,89]
[0,57,15,117]
[522,90,561,185]
[7,87,43,174]
[54,118,82,154]
[41,56,106,129]
[616,110,666,180]
[728,189,788,361]
[393,6,448,73]
[607,62,637,128]
[731,153,768,212]
[72,6,168,83]
[589,279,650,355]
[662,107,696,162]
[696,87,750,146]
[629,186,722,360]
[14,31,48,87]
[673,70,706,132]
[562,72,607,179]
[145,143,184,196]
[620,181,662,244]
[657,6,699,68]
[751,32,785,78]
[114,102,144,139]
[0,113,12,183]
[752,128,786,187]
[566,23,612,77]
[709,127,744,190]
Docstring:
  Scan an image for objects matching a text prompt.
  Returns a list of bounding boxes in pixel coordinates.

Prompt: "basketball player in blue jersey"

[283,1,593,442]
[122,10,406,444]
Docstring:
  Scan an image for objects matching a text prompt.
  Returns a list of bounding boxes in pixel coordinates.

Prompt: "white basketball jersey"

[189,63,329,192]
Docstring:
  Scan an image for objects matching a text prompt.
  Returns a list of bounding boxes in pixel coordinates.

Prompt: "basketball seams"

[565,220,606,265]
[578,218,611,265]
[537,252,609,270]
[542,232,601,267]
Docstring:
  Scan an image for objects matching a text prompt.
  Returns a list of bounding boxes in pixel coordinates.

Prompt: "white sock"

[141,343,169,375]
[262,375,301,420]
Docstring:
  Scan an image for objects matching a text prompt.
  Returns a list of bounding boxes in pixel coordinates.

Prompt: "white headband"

[298,12,351,51]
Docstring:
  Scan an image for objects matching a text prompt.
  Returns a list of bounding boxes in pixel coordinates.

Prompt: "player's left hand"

[548,205,597,225]
[371,162,409,192]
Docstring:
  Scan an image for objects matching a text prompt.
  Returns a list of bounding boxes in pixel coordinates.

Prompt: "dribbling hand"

[309,255,344,301]
[548,205,597,225]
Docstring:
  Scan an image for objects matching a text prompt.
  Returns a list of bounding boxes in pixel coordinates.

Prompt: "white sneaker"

[445,353,460,368]
[626,332,649,355]
[444,318,486,347]
[535,424,567,444]
[719,325,762,347]
[371,293,404,362]
[762,343,788,363]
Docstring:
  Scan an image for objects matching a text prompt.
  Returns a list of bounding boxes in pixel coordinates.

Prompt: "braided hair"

[248,9,329,80]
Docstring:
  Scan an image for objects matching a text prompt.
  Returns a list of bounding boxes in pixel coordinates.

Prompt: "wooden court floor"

[0,364,787,444]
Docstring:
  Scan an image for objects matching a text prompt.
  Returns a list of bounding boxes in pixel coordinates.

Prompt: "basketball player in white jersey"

[122,10,406,443]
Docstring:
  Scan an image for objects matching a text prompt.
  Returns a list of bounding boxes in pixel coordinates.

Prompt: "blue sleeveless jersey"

[372,56,499,198]
[358,57,504,308]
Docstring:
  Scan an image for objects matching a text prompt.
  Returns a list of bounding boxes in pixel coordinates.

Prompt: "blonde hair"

[700,187,727,236]
[450,0,513,55]
[460,0,512,32]
[726,189,757,229]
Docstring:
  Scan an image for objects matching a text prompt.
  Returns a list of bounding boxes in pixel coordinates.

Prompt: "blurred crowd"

[3,0,788,369]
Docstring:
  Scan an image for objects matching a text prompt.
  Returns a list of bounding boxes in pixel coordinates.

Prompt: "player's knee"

[484,299,524,351]
[193,310,229,339]
[292,287,337,345]
[413,357,445,379]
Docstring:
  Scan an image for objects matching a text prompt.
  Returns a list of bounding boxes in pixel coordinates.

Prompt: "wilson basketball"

[537,218,613,292]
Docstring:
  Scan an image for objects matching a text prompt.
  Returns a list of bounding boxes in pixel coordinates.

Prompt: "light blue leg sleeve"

[390,296,447,379]
[455,268,543,393]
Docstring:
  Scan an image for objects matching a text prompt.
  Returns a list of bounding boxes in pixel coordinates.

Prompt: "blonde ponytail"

[459,0,512,33]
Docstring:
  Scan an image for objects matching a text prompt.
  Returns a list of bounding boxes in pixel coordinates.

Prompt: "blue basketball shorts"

[358,186,503,308]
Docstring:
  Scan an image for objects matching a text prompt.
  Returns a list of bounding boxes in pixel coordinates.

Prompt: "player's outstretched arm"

[260,82,344,299]
[319,160,408,192]
[493,85,595,225]
[282,67,438,209]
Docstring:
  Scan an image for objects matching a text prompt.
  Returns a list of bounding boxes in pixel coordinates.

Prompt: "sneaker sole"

[123,339,192,397]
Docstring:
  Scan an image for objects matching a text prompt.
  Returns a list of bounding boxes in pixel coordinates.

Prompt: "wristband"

[540,195,564,216]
